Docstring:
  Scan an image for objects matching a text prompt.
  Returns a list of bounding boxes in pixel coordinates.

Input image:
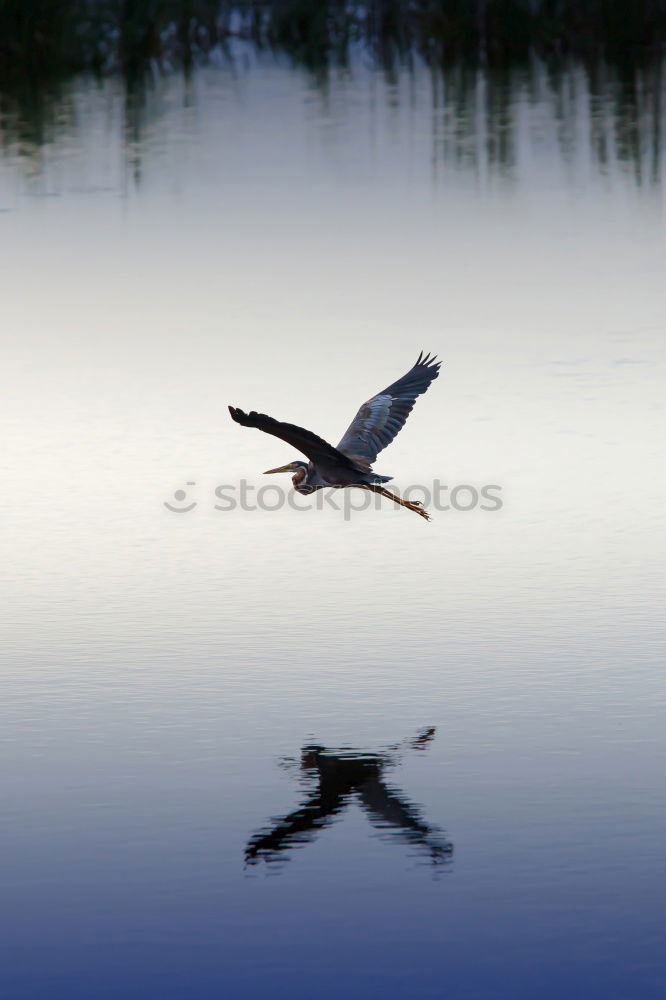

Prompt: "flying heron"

[228,351,441,520]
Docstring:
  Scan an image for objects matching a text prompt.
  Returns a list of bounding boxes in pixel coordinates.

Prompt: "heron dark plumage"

[228,352,442,520]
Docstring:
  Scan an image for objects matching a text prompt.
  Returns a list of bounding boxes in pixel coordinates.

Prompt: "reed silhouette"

[1,3,665,80]
[0,3,663,183]
[246,727,453,869]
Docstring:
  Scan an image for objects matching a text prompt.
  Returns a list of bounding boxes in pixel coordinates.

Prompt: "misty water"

[2,50,665,999]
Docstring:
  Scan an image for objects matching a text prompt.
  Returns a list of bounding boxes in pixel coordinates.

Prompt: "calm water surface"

[2,55,665,999]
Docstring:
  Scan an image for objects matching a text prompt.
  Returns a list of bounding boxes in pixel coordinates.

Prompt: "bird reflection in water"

[246,728,452,870]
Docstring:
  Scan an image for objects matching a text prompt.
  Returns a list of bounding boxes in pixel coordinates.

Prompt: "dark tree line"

[0,1,665,81]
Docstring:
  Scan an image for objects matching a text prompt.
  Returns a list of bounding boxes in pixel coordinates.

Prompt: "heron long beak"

[263,463,296,474]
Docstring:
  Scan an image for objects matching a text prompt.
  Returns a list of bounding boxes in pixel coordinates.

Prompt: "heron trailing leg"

[366,485,431,521]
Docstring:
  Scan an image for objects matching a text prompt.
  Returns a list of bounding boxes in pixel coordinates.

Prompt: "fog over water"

[2,48,665,1000]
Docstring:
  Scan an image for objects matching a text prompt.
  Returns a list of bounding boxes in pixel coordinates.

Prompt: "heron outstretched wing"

[357,776,453,864]
[228,407,360,471]
[245,790,347,865]
[336,352,441,466]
